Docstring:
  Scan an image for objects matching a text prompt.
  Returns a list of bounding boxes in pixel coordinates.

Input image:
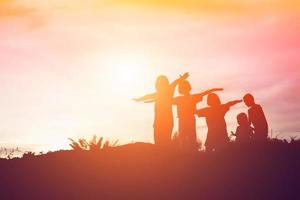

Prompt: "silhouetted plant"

[69,136,118,151]
[78,139,89,150]
[0,147,22,159]
[22,151,35,159]
[89,135,103,151]
[69,138,84,151]
[102,140,119,149]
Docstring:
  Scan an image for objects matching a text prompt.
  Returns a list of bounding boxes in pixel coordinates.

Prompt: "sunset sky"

[1,0,300,151]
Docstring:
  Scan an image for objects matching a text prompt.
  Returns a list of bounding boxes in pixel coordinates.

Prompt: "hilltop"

[0,140,299,200]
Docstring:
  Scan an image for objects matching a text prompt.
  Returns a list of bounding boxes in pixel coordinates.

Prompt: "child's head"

[237,112,249,126]
[207,93,221,107]
[243,93,255,107]
[178,80,191,95]
[155,75,170,92]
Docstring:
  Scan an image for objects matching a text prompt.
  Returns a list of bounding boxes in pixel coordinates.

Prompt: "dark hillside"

[0,141,299,200]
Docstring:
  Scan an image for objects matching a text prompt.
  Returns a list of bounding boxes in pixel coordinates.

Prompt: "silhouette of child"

[243,93,268,141]
[196,93,242,151]
[232,112,254,143]
[134,73,189,145]
[173,80,223,148]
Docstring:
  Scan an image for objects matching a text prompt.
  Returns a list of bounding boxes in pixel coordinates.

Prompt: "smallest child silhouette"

[232,112,254,143]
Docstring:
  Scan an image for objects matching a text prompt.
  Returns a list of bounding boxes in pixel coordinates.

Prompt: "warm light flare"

[97,52,155,95]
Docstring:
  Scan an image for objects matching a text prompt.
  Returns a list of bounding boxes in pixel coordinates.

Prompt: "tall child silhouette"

[173,80,223,148]
[243,93,268,141]
[134,73,189,145]
[196,93,242,151]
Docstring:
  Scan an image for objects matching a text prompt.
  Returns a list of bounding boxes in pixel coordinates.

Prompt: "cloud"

[0,0,46,30]
[0,0,33,18]
[113,0,300,15]
[6,0,300,16]
[0,0,299,145]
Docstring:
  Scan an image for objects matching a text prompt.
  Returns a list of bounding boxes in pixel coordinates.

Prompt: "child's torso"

[236,125,253,140]
[154,89,174,125]
[176,95,197,119]
[249,104,268,131]
[206,106,228,131]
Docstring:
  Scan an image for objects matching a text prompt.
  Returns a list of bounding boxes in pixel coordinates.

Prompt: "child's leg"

[154,124,173,145]
[188,117,198,149]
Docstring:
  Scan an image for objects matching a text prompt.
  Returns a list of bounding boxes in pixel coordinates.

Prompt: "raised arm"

[133,92,156,103]
[170,72,189,90]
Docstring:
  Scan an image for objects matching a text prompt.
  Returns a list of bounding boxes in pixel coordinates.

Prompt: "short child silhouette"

[232,112,253,143]
[196,93,242,151]
[243,93,268,141]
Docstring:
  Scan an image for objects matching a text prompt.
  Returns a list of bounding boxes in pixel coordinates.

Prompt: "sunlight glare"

[99,52,154,94]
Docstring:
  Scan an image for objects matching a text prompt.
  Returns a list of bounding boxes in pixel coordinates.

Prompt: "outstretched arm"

[201,88,223,96]
[196,107,209,117]
[170,72,189,90]
[133,92,156,103]
[193,88,224,102]
[224,100,243,108]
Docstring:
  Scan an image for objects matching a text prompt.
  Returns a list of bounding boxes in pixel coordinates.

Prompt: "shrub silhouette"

[0,147,22,159]
[22,151,35,159]
[69,135,118,151]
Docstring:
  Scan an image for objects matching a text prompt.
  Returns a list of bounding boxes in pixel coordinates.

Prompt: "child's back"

[235,125,253,143]
[248,104,268,138]
[243,93,268,140]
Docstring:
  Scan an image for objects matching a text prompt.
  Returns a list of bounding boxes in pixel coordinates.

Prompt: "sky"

[0,0,300,151]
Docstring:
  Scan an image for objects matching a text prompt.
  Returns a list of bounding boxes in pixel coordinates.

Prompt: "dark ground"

[0,140,300,200]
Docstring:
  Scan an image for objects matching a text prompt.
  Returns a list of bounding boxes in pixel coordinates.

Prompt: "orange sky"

[0,0,300,151]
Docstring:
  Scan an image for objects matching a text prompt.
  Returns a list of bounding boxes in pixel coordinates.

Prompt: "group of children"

[134,73,268,151]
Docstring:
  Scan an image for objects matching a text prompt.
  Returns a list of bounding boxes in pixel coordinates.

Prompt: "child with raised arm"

[243,93,268,141]
[196,93,242,151]
[173,80,223,148]
[232,112,254,143]
[134,73,189,145]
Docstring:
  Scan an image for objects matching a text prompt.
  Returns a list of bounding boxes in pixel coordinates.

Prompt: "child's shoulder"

[252,104,263,111]
[173,95,186,104]
[249,104,262,111]
[236,125,243,130]
[174,95,185,100]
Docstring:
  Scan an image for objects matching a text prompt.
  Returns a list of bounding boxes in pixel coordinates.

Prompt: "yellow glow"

[107,55,145,86]
[97,52,154,95]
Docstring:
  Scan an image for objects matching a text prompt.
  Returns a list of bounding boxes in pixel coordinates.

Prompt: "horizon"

[1,0,300,151]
